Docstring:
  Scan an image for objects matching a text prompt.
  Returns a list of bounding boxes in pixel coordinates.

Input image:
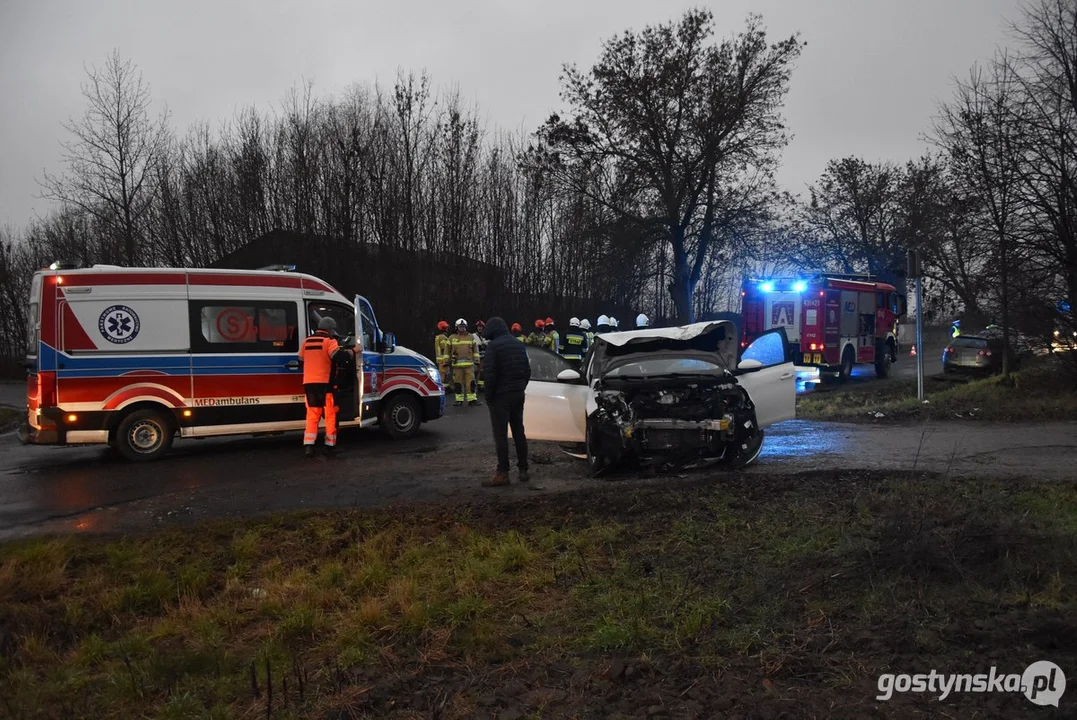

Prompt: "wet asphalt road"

[3,397,1076,540]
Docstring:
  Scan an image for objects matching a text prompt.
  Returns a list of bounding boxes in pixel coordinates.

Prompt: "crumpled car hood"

[591,320,738,376]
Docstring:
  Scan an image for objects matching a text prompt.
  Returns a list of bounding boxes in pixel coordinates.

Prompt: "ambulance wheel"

[115,409,175,462]
[381,394,421,440]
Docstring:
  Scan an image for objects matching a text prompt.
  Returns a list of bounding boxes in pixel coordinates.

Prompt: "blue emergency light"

[759,281,775,292]
[793,281,807,292]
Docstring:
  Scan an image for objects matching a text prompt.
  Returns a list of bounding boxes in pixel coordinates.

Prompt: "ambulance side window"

[189,301,299,353]
[307,303,355,338]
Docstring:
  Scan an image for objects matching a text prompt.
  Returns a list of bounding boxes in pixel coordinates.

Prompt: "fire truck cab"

[20,263,445,461]
[740,274,906,381]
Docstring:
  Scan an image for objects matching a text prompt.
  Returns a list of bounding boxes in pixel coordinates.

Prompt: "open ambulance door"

[332,295,365,424]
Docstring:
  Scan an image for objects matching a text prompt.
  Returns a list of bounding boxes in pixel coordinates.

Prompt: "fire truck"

[740,273,907,381]
[19,263,445,461]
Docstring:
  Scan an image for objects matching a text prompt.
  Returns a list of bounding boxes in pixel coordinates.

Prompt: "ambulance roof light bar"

[48,260,81,270]
[258,264,297,272]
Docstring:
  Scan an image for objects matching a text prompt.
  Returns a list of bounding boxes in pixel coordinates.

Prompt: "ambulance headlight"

[426,366,441,383]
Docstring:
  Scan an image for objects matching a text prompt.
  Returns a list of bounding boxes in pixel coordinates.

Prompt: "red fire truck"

[740,274,907,381]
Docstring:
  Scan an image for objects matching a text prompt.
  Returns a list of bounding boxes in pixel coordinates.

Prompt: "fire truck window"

[741,331,786,368]
[190,301,299,353]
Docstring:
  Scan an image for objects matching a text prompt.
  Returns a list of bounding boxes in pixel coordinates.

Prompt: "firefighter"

[543,317,559,353]
[511,322,525,341]
[635,313,650,329]
[474,319,488,393]
[526,319,547,346]
[434,320,451,385]
[609,316,620,330]
[449,318,481,407]
[562,317,588,367]
[596,315,611,333]
[951,319,962,338]
[580,318,594,345]
[299,316,359,457]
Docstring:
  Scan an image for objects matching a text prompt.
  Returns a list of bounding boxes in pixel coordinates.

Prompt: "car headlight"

[426,366,441,383]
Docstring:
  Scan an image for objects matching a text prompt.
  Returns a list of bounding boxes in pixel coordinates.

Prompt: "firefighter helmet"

[534,319,545,329]
[455,318,467,328]
[596,314,609,326]
[610,317,619,328]
[545,317,555,326]
[636,313,649,327]
[437,320,449,331]
[476,319,486,328]
[580,319,591,330]
[570,317,580,327]
[511,322,522,332]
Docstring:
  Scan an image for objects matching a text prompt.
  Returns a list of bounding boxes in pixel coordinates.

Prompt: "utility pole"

[907,249,925,401]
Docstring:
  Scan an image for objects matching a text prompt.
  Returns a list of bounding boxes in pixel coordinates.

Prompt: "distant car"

[943,328,1032,375]
[515,321,796,472]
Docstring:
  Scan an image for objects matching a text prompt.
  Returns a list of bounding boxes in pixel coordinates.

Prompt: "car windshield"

[953,337,989,349]
[605,356,721,377]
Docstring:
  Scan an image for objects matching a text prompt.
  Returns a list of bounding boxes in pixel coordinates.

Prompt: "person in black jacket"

[480,316,531,486]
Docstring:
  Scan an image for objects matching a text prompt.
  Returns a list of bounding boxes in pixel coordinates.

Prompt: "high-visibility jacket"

[545,330,560,353]
[561,329,588,360]
[434,333,450,363]
[586,331,595,346]
[526,331,546,346]
[449,333,480,366]
[513,333,525,342]
[298,330,339,384]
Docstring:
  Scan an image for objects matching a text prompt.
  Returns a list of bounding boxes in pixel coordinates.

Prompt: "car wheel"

[115,408,174,462]
[724,428,764,470]
[585,421,607,475]
[380,393,422,440]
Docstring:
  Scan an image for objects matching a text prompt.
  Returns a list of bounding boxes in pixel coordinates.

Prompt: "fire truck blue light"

[793,281,807,292]
[759,281,774,292]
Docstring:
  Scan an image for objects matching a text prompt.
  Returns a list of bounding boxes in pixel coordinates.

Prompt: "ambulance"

[19,263,445,461]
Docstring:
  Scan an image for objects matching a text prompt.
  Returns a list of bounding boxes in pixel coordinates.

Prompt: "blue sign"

[98,305,140,344]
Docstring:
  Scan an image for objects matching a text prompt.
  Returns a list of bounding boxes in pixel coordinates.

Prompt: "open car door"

[734,327,796,429]
[515,345,588,443]
[349,295,367,423]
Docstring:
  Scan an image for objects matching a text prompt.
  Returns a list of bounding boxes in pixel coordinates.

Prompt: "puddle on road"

[761,420,850,459]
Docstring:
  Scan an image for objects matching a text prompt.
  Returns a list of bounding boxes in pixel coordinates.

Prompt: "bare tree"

[38,50,170,265]
[930,57,1025,376]
[528,10,803,322]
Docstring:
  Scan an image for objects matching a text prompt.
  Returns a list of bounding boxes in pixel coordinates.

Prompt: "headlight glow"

[426,366,441,382]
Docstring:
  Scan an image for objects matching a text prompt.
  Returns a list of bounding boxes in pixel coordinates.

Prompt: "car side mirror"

[379,331,396,354]
[737,358,763,372]
[557,369,581,382]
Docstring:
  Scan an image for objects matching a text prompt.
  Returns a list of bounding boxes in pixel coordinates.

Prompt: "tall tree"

[931,57,1025,376]
[38,50,170,265]
[529,9,802,322]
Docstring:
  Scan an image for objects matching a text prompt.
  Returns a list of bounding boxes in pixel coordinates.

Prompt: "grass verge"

[798,355,1077,423]
[1,471,1075,718]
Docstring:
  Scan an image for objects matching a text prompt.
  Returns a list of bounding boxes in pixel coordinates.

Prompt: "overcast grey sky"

[1,0,1023,231]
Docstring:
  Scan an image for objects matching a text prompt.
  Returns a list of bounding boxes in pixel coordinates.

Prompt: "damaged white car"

[516,321,795,472]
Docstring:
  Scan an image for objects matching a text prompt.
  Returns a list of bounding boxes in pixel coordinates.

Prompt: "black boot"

[304,445,315,458]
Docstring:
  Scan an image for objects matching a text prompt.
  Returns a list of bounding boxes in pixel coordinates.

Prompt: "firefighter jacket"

[434,332,450,363]
[449,332,480,366]
[513,333,525,342]
[586,331,595,346]
[526,330,546,346]
[473,332,488,358]
[545,329,560,353]
[298,330,339,384]
[561,329,588,360]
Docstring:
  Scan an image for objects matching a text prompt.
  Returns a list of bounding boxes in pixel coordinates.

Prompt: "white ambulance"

[19,263,446,461]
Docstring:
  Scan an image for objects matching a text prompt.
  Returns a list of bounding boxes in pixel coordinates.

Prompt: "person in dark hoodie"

[480,316,532,486]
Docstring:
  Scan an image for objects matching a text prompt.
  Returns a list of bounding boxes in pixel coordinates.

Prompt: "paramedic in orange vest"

[299,316,359,457]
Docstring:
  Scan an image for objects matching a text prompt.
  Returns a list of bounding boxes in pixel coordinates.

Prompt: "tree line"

[2,3,1075,375]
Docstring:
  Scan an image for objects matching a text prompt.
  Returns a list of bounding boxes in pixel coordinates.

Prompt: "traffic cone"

[910,344,917,357]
